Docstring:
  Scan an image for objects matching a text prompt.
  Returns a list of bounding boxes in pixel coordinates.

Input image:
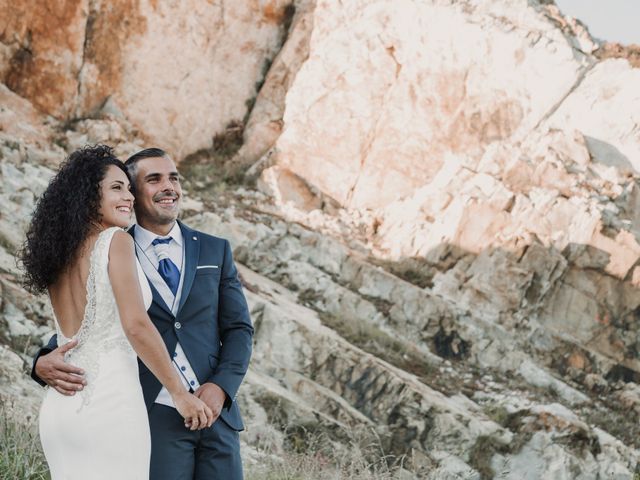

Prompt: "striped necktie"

[151,237,180,296]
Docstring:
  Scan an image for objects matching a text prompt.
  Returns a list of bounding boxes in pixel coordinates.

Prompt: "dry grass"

[0,402,407,480]
[245,425,407,480]
[0,402,49,480]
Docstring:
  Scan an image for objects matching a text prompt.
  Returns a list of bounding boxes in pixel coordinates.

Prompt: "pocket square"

[196,265,219,270]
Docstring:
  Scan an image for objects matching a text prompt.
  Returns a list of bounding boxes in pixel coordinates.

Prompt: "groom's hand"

[35,339,86,395]
[194,383,226,424]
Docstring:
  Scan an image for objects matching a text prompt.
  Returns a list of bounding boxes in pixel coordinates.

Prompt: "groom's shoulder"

[181,222,229,249]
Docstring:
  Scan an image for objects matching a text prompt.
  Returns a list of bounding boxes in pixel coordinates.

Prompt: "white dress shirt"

[133,223,201,408]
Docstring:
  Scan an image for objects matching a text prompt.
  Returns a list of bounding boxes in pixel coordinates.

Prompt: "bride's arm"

[108,230,213,430]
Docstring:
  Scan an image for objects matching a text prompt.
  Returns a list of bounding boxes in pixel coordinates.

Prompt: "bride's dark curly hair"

[20,145,129,294]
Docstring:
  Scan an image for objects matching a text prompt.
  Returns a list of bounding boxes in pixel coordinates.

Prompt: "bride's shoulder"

[107,228,134,257]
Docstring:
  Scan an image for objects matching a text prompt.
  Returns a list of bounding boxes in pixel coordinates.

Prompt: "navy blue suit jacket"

[31,221,253,431]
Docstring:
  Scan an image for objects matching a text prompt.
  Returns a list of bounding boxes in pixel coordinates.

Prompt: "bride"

[20,145,213,479]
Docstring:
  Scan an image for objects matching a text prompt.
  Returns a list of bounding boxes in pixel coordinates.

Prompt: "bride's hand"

[172,391,214,430]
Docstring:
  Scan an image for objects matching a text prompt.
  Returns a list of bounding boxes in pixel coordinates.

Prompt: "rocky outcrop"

[0,0,294,156]
[235,0,315,170]
[2,0,640,477]
[185,190,639,475]
[545,59,640,172]
[594,43,640,68]
[0,0,88,118]
[246,0,601,209]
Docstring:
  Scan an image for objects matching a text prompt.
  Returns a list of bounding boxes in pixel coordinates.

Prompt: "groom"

[31,148,253,479]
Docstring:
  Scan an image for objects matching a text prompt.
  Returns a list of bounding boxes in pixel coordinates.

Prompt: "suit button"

[174,322,182,330]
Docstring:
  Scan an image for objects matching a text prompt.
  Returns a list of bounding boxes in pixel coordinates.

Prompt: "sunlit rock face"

[248,0,597,208]
[0,0,293,156]
[546,59,640,173]
[0,0,88,118]
[235,0,315,169]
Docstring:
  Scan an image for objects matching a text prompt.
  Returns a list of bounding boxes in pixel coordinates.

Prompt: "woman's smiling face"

[98,165,134,229]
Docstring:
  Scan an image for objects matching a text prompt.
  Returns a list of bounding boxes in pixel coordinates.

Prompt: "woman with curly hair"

[21,145,213,479]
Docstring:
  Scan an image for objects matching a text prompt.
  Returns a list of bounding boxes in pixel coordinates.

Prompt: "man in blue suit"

[31,148,253,479]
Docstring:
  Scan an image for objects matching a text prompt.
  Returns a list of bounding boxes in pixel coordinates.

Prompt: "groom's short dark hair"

[125,148,170,181]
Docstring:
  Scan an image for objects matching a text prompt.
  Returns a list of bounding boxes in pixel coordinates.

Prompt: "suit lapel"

[177,221,200,315]
[147,280,174,317]
[128,224,174,318]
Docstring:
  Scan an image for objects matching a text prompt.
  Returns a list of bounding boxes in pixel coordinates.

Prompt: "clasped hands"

[186,383,226,429]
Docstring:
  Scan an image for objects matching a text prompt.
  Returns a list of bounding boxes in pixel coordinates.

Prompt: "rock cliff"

[1,0,639,477]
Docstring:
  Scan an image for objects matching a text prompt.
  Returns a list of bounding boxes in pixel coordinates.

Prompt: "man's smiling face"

[132,155,182,231]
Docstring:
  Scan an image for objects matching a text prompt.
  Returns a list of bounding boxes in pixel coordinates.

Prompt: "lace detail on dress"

[58,227,134,409]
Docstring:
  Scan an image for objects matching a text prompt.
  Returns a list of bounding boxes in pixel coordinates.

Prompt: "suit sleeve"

[30,334,58,387]
[207,240,253,408]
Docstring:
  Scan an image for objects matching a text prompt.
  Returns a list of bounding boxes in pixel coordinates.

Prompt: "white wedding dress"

[39,227,153,480]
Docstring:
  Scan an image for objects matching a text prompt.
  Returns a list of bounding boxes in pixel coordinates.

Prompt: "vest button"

[174,322,182,330]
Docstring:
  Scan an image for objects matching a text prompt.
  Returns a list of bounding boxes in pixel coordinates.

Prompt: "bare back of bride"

[21,146,213,480]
